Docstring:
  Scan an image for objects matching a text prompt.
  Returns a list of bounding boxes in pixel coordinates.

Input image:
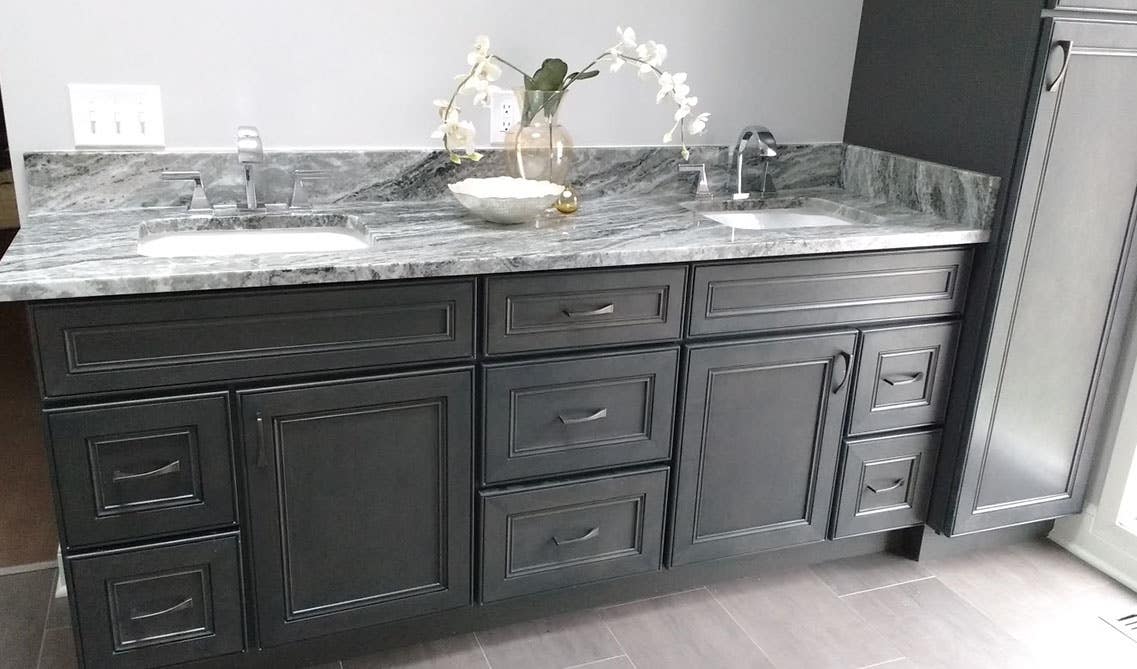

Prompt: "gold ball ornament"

[554,187,580,214]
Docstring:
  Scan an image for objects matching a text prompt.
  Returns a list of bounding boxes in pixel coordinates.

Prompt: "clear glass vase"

[505,89,574,185]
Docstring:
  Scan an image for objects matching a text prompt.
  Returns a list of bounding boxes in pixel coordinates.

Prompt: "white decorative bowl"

[448,177,564,225]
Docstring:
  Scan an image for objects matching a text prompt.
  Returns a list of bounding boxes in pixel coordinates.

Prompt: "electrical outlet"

[490,89,520,144]
[68,84,165,148]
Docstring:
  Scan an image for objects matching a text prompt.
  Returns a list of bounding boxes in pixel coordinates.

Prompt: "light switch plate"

[68,84,165,148]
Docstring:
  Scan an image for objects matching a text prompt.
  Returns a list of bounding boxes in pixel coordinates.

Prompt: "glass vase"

[505,89,574,185]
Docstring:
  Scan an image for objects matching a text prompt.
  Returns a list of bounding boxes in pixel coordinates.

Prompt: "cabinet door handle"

[563,303,616,318]
[1048,40,1072,92]
[558,408,609,425]
[867,479,906,494]
[882,371,925,387]
[833,351,852,394]
[129,596,194,622]
[111,459,181,483]
[255,413,268,469]
[553,526,600,546]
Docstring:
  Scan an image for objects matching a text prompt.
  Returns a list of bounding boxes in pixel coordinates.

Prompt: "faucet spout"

[237,126,264,211]
[733,125,779,199]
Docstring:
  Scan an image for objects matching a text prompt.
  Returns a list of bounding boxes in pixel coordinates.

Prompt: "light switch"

[68,84,165,148]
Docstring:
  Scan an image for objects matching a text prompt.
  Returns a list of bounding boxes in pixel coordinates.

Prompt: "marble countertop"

[0,187,990,302]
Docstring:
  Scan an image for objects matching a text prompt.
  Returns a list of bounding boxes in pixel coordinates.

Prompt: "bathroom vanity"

[0,143,997,667]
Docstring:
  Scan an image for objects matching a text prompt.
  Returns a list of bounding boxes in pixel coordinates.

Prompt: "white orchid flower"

[617,26,637,48]
[608,47,625,72]
[636,41,667,73]
[656,72,689,103]
[688,112,710,135]
[467,35,491,65]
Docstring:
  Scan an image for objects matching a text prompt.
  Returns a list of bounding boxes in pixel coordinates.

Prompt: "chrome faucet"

[733,125,779,200]
[237,126,264,210]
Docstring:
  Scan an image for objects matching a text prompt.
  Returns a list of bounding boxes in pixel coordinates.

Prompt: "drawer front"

[1051,0,1137,12]
[480,468,667,602]
[484,267,687,355]
[69,533,245,668]
[689,249,972,337]
[47,394,236,549]
[483,348,678,484]
[832,431,940,538]
[850,322,960,436]
[32,279,475,396]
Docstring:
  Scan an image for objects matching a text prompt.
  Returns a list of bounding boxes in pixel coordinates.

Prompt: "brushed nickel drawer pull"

[256,413,268,469]
[129,596,194,622]
[1048,40,1073,92]
[563,303,616,318]
[553,526,600,546]
[111,459,182,483]
[882,371,925,387]
[558,408,609,425]
[833,351,852,394]
[867,479,906,494]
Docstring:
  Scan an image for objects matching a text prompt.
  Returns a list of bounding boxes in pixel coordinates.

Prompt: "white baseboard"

[1050,505,1137,593]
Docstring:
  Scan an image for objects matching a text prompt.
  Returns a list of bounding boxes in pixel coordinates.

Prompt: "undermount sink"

[137,212,371,257]
[683,196,884,231]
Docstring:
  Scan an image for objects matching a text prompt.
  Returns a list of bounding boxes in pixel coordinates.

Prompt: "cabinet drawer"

[689,249,971,337]
[850,322,960,436]
[484,267,686,355]
[32,279,475,396]
[483,349,678,484]
[68,533,245,668]
[480,468,667,602]
[47,394,236,549]
[1050,0,1137,12]
[832,431,940,539]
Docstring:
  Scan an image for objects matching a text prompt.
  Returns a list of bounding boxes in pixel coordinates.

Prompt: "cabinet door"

[939,20,1137,534]
[240,369,473,646]
[671,332,856,565]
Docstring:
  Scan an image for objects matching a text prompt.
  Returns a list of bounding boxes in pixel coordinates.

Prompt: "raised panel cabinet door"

[671,332,857,566]
[240,369,473,646]
[939,20,1137,534]
[1050,0,1137,13]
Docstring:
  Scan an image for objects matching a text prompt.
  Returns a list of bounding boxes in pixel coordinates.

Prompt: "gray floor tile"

[844,577,1041,669]
[36,629,78,669]
[812,552,933,597]
[711,568,904,669]
[927,539,1137,667]
[601,588,774,669]
[0,568,55,669]
[341,634,487,668]
[564,658,634,669]
[476,610,620,669]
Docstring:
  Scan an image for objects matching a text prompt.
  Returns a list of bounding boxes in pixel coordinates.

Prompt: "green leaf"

[574,70,600,81]
[529,58,569,91]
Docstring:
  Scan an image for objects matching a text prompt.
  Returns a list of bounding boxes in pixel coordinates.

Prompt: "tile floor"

[6,539,1137,669]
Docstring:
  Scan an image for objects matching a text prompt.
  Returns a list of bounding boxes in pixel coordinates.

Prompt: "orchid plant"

[433,26,711,164]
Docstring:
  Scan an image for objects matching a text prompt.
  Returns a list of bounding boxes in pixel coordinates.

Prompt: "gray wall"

[0,0,864,217]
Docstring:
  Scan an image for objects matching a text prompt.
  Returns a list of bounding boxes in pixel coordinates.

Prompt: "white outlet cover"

[490,89,520,144]
[68,83,165,148]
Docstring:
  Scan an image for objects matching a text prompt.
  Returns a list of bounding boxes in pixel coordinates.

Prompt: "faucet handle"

[289,169,331,209]
[678,163,713,199]
[160,170,211,212]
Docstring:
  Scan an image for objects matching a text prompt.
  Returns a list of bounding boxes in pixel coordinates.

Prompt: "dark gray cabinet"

[68,533,245,668]
[937,19,1137,534]
[480,467,668,602]
[239,369,473,646]
[670,332,857,565]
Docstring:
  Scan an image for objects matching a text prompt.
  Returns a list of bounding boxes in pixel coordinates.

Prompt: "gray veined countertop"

[0,187,990,302]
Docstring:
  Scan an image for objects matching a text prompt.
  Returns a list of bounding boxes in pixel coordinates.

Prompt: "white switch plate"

[490,89,519,144]
[68,84,165,148]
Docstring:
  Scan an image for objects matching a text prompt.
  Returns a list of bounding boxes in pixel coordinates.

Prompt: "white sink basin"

[137,212,371,258]
[701,211,855,230]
